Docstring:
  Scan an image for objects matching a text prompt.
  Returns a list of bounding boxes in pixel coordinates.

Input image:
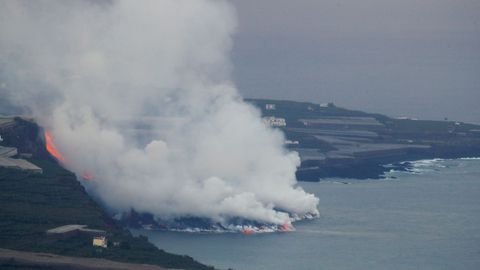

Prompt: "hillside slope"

[0,117,214,270]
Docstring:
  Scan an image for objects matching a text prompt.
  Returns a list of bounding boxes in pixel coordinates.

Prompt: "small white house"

[265,104,276,110]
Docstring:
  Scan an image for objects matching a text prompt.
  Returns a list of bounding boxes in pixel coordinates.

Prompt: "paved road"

[0,248,168,270]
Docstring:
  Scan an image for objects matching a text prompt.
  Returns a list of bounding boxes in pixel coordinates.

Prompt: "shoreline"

[296,151,480,181]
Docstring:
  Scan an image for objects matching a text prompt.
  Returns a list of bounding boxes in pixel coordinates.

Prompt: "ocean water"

[134,158,480,270]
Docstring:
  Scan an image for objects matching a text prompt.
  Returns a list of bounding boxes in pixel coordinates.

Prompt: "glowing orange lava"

[241,228,255,235]
[44,131,66,163]
[279,223,294,232]
[82,171,94,181]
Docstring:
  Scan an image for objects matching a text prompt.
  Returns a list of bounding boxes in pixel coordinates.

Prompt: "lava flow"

[279,223,294,232]
[44,131,66,164]
[241,228,255,235]
[82,171,94,181]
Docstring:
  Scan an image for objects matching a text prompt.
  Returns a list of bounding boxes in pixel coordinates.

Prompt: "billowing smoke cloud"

[0,0,318,228]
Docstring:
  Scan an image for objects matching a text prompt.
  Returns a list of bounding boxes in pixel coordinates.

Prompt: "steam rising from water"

[0,0,319,228]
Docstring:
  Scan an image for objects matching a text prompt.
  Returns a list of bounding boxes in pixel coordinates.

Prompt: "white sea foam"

[460,157,480,160]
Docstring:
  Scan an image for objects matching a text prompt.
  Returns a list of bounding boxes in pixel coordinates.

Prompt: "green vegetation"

[0,158,214,270]
[381,118,479,139]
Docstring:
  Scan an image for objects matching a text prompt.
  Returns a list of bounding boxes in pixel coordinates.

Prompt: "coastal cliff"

[247,99,480,180]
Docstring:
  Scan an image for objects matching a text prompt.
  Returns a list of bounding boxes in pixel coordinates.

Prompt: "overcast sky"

[230,0,480,123]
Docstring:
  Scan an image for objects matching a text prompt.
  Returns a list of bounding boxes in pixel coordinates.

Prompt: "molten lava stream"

[44,131,66,164]
[279,223,294,232]
[241,228,255,235]
[82,171,94,181]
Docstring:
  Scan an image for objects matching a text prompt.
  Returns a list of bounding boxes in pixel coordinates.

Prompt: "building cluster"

[0,146,42,173]
[0,117,42,173]
[263,116,287,127]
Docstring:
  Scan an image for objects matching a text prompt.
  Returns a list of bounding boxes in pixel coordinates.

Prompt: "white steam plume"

[0,0,319,228]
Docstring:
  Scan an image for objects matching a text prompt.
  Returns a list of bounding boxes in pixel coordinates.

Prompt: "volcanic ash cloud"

[0,0,319,228]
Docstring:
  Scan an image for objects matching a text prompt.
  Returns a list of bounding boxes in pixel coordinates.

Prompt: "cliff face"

[0,117,215,270]
[247,99,480,180]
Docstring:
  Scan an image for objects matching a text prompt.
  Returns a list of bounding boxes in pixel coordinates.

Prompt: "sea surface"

[134,158,480,270]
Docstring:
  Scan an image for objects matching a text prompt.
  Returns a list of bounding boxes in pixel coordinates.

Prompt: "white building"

[263,116,286,127]
[265,104,276,110]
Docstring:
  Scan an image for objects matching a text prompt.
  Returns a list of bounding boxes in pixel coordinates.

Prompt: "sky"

[230,0,480,123]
